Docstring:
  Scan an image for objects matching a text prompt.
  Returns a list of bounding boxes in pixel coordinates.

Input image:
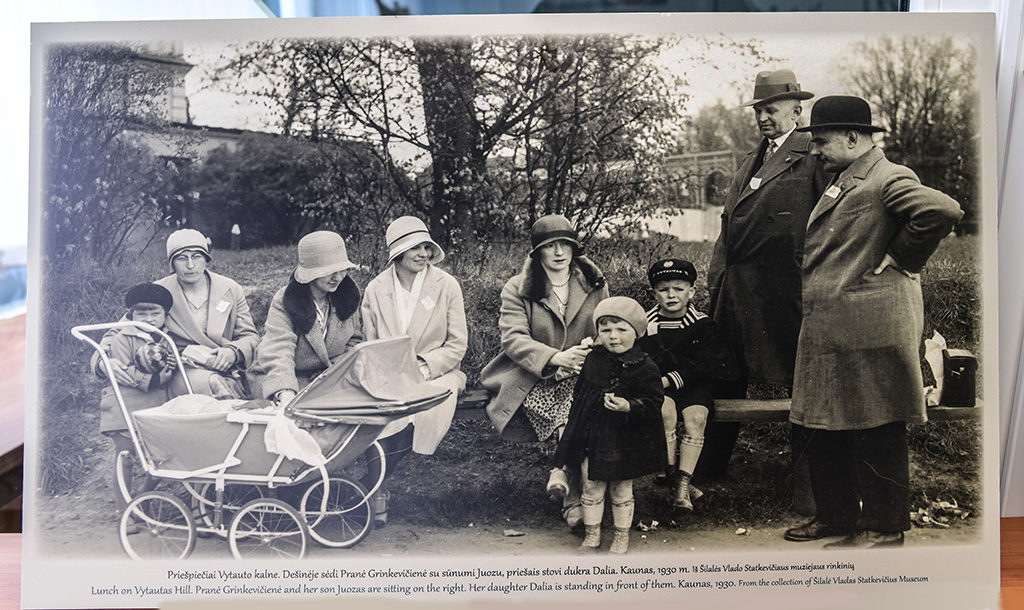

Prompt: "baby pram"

[72,322,450,560]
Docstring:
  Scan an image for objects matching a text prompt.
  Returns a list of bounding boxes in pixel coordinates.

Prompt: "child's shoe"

[578,524,601,553]
[609,527,630,554]
[673,473,693,511]
[546,467,569,500]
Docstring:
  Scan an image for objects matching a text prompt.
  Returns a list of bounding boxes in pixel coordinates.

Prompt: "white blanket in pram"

[133,394,328,471]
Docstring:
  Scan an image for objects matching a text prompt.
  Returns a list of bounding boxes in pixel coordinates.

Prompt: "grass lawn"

[36,233,982,531]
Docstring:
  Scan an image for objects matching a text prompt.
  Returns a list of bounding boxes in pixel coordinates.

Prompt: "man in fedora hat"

[704,69,829,477]
[782,95,962,548]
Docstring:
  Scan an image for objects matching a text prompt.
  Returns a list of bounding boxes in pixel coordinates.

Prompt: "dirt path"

[33,468,979,560]
[31,420,980,559]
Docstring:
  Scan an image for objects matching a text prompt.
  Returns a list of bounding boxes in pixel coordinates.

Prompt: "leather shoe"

[783,519,855,542]
[823,530,904,549]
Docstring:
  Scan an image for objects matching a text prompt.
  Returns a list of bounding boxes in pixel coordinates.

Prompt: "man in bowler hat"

[783,95,962,548]
[704,69,829,476]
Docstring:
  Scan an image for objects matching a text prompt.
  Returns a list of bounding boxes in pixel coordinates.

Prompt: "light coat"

[708,130,828,385]
[155,271,259,365]
[361,265,468,385]
[251,285,363,399]
[479,256,608,438]
[790,147,963,430]
[362,264,468,454]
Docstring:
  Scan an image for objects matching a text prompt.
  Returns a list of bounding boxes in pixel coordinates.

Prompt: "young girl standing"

[551,296,666,554]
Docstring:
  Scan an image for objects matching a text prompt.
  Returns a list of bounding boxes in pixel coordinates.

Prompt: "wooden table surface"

[0,314,25,481]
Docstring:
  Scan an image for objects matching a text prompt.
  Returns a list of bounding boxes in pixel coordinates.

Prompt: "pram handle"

[71,321,195,480]
[71,321,194,395]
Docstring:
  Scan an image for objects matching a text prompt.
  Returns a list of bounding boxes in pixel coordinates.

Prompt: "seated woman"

[360,216,468,527]
[100,228,258,399]
[479,214,608,529]
[250,230,362,405]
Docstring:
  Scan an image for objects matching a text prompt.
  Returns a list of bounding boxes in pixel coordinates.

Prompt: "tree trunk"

[413,38,487,247]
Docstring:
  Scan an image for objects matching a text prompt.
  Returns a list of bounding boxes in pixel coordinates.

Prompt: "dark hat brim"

[741,90,815,107]
[796,122,886,133]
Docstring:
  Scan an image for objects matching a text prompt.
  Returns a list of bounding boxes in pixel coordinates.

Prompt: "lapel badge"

[749,177,762,190]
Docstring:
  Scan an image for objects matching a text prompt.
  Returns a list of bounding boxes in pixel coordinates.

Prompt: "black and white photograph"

[23,11,999,610]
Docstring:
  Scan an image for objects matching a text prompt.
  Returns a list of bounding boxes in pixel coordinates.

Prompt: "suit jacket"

[251,285,363,398]
[790,147,963,430]
[361,265,468,386]
[708,130,828,385]
[479,256,608,437]
[156,271,260,366]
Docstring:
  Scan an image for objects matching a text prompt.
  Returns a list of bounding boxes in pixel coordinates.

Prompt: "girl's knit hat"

[593,296,648,338]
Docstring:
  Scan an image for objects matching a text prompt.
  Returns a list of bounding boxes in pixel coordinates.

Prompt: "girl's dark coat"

[553,345,667,481]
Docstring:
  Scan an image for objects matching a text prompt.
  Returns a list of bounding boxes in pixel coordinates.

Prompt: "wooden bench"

[453,389,982,423]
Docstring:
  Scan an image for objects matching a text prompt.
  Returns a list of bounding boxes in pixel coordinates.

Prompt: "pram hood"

[289,336,448,411]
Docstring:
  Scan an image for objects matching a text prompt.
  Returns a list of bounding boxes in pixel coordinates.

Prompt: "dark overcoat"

[708,130,828,385]
[479,256,608,438]
[552,345,667,481]
[790,147,963,430]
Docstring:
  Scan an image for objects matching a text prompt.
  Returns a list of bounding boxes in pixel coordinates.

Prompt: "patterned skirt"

[521,376,577,442]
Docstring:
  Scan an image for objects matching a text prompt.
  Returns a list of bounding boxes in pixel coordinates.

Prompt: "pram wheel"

[300,476,372,548]
[189,482,265,535]
[228,498,309,559]
[120,491,196,560]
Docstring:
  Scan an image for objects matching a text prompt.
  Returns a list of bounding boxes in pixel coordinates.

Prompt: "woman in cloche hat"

[479,214,609,530]
[98,228,258,399]
[250,230,363,405]
[360,216,468,527]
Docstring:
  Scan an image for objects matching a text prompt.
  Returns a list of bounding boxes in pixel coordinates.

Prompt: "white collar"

[769,125,796,150]
[393,266,427,333]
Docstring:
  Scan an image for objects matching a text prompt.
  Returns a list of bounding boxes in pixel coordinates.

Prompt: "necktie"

[765,140,778,163]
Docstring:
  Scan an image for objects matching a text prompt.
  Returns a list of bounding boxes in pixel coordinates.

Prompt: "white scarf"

[393,266,426,334]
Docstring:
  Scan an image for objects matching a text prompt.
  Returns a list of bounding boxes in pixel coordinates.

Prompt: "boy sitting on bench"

[640,259,737,513]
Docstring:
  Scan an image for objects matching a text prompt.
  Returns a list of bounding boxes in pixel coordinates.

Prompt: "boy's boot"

[673,470,694,511]
[675,434,705,510]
